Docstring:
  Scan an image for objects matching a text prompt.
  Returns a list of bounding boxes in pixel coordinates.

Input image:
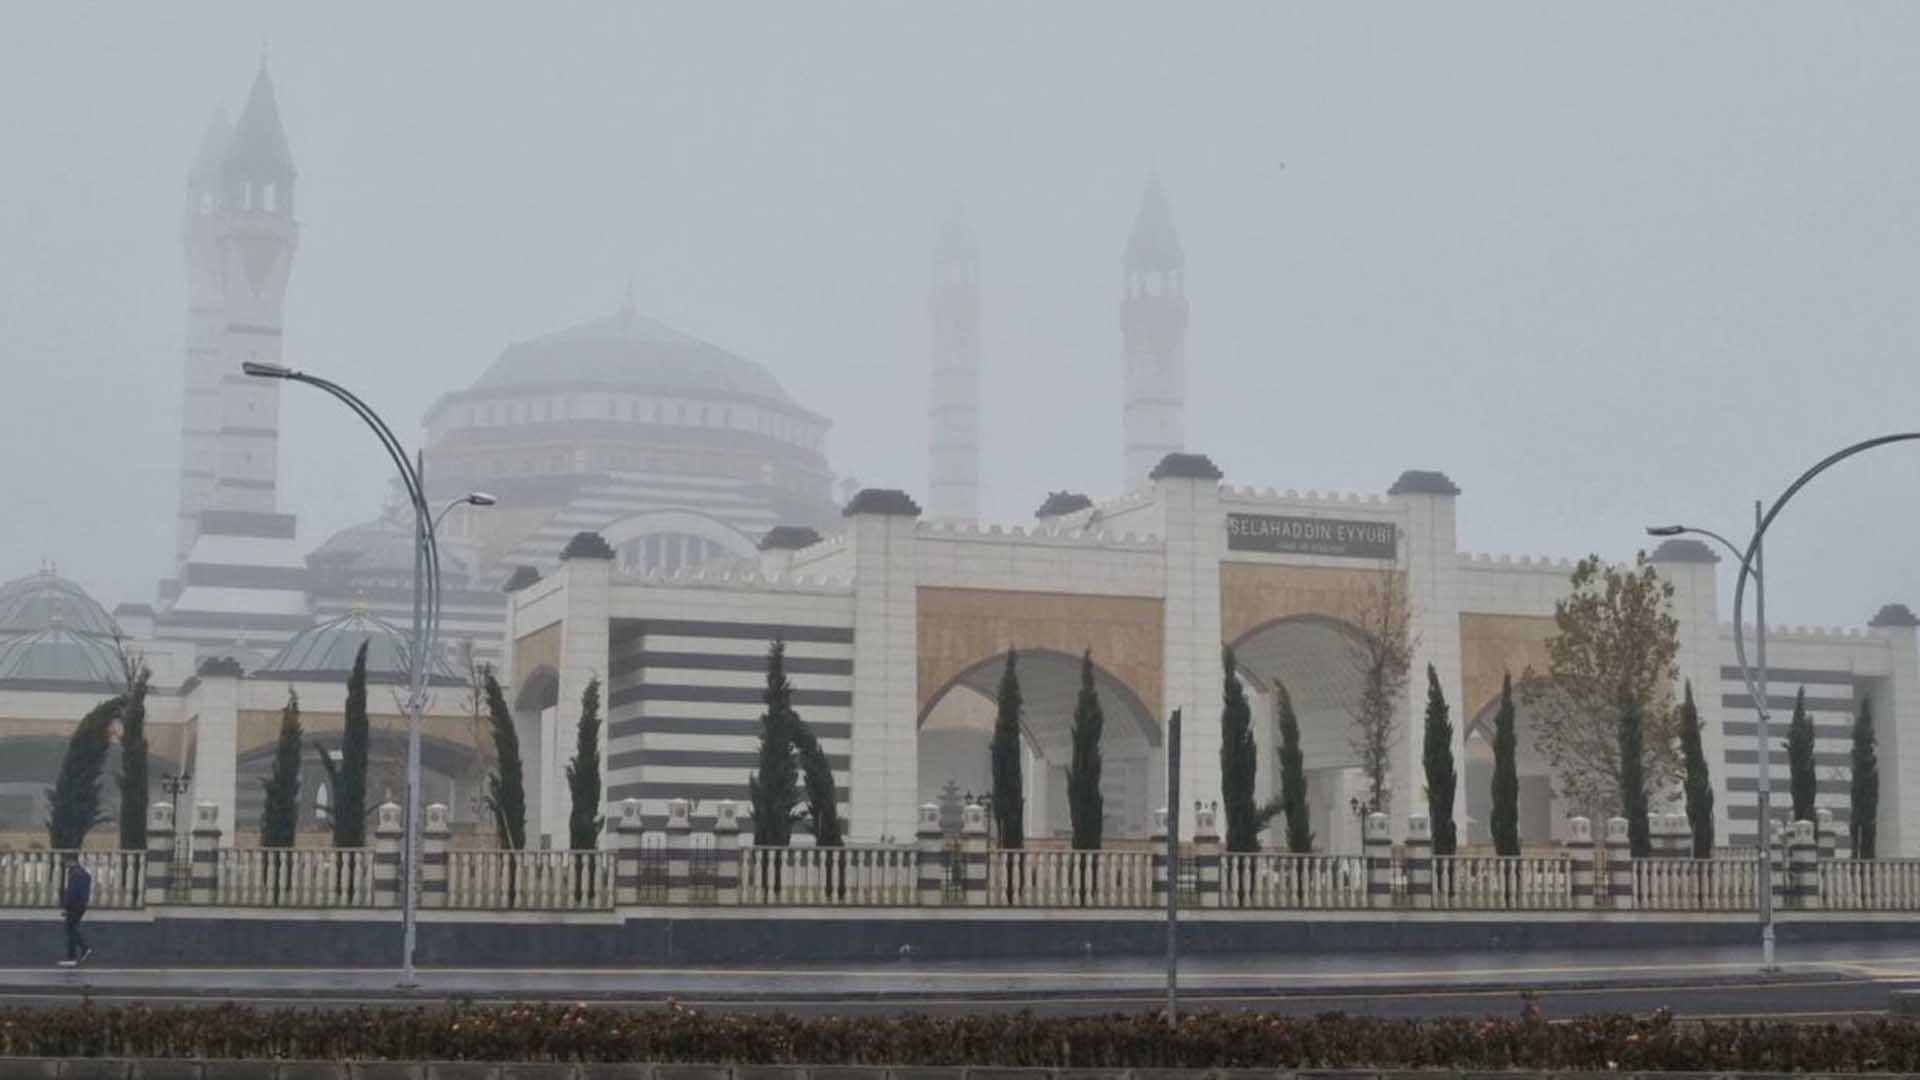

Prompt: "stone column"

[551,535,613,850]
[184,664,241,848]
[666,798,691,904]
[373,802,403,908]
[713,800,741,905]
[1770,819,1788,913]
[915,803,945,907]
[421,803,450,910]
[1790,819,1819,910]
[1649,539,1728,850]
[614,798,643,906]
[845,490,923,842]
[1406,813,1434,910]
[1150,808,1170,909]
[145,802,175,907]
[1391,470,1465,836]
[1605,816,1633,911]
[1154,458,1227,829]
[962,802,988,906]
[1567,816,1595,910]
[1867,605,1919,856]
[1817,807,1837,862]
[1365,812,1393,910]
[189,801,221,905]
[1193,805,1221,908]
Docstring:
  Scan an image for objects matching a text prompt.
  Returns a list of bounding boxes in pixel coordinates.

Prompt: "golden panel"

[1458,612,1556,723]
[1219,561,1403,644]
[916,587,1163,719]
[235,709,489,759]
[515,622,562,681]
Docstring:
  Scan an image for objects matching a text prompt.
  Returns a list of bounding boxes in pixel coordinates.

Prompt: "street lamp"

[1651,428,1920,971]
[242,360,494,988]
[1646,514,1772,968]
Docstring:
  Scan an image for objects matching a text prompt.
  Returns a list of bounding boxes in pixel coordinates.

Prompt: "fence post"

[1817,807,1837,862]
[1567,816,1594,910]
[614,798,643,905]
[1150,808,1169,910]
[190,801,221,905]
[1406,813,1433,910]
[916,803,944,907]
[373,802,402,908]
[421,803,450,910]
[962,803,988,906]
[145,802,174,907]
[1365,812,1392,910]
[1791,819,1819,910]
[1770,819,1787,912]
[1193,805,1221,908]
[713,800,741,905]
[1669,812,1691,859]
[1605,816,1633,911]
[667,798,691,905]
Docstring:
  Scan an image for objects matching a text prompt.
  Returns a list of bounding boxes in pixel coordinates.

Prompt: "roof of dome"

[255,610,461,687]
[0,569,119,640]
[307,497,472,586]
[0,625,125,693]
[471,303,803,409]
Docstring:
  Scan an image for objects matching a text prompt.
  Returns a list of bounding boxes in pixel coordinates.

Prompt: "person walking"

[58,858,93,967]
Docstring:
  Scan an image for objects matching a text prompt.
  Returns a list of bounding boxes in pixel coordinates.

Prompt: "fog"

[2,2,1917,626]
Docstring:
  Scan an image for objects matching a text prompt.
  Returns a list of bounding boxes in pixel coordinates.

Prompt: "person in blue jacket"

[59,858,93,967]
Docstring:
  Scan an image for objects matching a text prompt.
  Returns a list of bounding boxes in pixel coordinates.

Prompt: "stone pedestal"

[962,803,988,906]
[1406,813,1433,910]
[1566,816,1595,910]
[190,801,221,905]
[1364,812,1393,910]
[916,803,945,907]
[1605,816,1633,911]
[145,802,175,907]
[422,803,450,910]
[373,802,403,909]
[713,800,741,905]
[667,798,692,905]
[1193,806,1221,908]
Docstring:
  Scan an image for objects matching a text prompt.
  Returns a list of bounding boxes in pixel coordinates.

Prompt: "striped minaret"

[926,201,981,521]
[1119,173,1188,492]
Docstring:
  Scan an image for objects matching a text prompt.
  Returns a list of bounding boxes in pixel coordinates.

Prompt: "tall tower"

[1119,174,1188,492]
[926,202,981,521]
[175,105,233,570]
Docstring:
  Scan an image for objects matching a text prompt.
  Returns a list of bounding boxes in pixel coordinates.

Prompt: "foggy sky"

[3,2,1918,630]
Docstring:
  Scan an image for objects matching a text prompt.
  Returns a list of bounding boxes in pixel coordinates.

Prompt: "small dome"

[0,569,119,640]
[0,625,124,692]
[308,496,473,589]
[255,610,460,687]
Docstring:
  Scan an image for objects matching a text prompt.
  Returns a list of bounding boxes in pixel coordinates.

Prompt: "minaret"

[1119,174,1188,492]
[174,105,233,570]
[926,201,981,521]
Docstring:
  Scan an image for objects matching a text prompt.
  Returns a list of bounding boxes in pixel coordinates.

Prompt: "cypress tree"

[116,659,151,851]
[1219,648,1281,852]
[794,721,843,847]
[1489,671,1521,857]
[1786,685,1817,824]
[1421,664,1457,857]
[748,641,801,846]
[1677,681,1715,857]
[989,650,1026,849]
[1618,685,1651,858]
[1850,696,1878,859]
[482,667,527,850]
[48,694,122,851]
[1274,678,1311,854]
[316,641,371,848]
[566,677,605,851]
[1066,650,1105,851]
[260,690,303,848]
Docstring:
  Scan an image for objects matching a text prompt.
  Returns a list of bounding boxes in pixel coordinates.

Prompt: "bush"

[5,1003,1920,1068]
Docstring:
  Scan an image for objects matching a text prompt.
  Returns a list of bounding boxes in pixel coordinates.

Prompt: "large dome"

[0,625,124,692]
[255,609,461,687]
[474,304,802,409]
[0,569,119,640]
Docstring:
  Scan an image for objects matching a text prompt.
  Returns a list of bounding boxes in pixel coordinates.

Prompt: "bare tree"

[1344,562,1416,816]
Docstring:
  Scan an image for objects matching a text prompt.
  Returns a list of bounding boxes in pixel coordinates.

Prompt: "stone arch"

[0,735,182,833]
[232,731,489,833]
[598,509,759,576]
[1460,682,1575,847]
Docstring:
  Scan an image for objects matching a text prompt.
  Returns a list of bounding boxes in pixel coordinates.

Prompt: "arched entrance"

[917,649,1161,840]
[1461,688,1570,847]
[513,666,561,846]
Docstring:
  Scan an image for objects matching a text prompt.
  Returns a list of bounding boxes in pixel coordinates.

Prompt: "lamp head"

[464,492,497,508]
[241,360,293,378]
[1645,525,1686,538]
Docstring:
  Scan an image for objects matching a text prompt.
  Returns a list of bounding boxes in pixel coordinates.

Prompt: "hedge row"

[5,1003,1920,1071]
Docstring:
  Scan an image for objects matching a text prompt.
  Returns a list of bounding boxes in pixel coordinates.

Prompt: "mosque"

[3,66,1916,858]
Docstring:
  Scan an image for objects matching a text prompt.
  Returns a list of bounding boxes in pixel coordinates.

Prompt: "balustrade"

[0,850,144,909]
[215,848,374,907]
[738,844,919,905]
[445,850,615,911]
[985,849,1154,907]
[1218,853,1369,909]
[1430,855,1573,911]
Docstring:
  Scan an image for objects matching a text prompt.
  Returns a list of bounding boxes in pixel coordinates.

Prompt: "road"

[5,940,1920,1018]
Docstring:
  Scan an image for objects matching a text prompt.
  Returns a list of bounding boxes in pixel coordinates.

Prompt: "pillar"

[1790,819,1819,910]
[615,798,643,906]
[145,802,174,907]
[916,803,945,907]
[183,663,241,848]
[1770,819,1788,912]
[845,490,922,841]
[1605,816,1633,911]
[1364,812,1393,910]
[373,802,402,909]
[421,803,450,910]
[189,801,221,905]
[1406,813,1433,910]
[713,800,741,905]
[667,798,691,905]
[1567,816,1595,910]
[1391,470,1465,835]
[1867,605,1919,856]
[1817,807,1837,862]
[550,535,614,850]
[1150,808,1170,909]
[962,802,988,906]
[1649,540,1729,851]
[1193,804,1221,908]
[1154,459,1226,830]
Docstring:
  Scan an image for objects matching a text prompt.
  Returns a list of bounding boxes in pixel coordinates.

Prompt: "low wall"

[11,1064,1920,1080]
[3,908,1915,968]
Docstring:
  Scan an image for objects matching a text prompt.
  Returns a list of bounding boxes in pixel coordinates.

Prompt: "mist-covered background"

[3,2,1917,625]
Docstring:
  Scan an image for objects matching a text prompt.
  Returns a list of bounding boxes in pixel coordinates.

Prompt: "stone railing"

[0,849,144,909]
[986,848,1156,907]
[1631,855,1758,911]
[1430,854,1574,911]
[446,849,617,911]
[215,848,377,908]
[1218,852,1370,909]
[738,844,918,906]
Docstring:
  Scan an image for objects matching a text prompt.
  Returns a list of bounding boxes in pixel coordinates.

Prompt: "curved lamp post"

[1649,430,1920,971]
[242,360,493,988]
